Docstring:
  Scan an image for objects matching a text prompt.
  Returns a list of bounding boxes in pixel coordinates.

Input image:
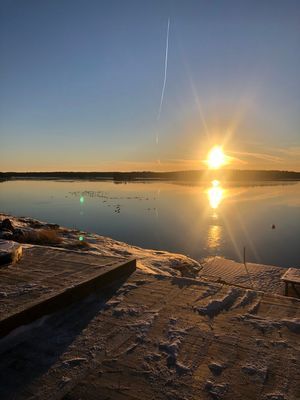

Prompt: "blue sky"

[1,0,300,171]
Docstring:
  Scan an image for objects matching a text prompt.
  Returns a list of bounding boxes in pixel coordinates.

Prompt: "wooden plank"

[281,267,300,284]
[0,246,136,338]
[0,258,136,338]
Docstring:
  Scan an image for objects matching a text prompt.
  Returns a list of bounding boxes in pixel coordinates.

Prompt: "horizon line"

[1,169,300,174]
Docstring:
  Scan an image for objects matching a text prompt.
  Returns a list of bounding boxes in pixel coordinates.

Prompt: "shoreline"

[0,213,286,295]
[1,169,300,182]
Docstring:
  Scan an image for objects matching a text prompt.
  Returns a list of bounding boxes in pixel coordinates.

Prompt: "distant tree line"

[0,170,300,182]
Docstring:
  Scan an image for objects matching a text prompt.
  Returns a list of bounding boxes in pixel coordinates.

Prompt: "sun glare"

[208,180,224,209]
[207,146,226,169]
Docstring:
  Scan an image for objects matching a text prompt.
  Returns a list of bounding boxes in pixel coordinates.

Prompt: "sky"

[1,0,300,172]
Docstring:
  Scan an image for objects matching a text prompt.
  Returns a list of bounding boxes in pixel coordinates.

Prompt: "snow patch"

[204,380,229,398]
[247,300,261,315]
[232,290,257,310]
[62,357,87,367]
[144,352,162,362]
[157,318,191,374]
[238,314,281,333]
[238,315,300,334]
[195,288,241,318]
[127,311,159,335]
[112,306,140,317]
[241,363,268,383]
[281,318,300,333]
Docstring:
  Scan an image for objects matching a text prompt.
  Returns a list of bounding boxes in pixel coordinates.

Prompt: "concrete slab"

[0,270,299,400]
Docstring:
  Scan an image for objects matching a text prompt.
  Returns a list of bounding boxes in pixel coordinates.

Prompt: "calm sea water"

[1,179,299,268]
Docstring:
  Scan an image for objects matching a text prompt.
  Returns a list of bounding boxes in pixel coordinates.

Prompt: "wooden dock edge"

[0,258,136,339]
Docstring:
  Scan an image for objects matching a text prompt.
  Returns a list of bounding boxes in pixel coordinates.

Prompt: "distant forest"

[1,170,300,182]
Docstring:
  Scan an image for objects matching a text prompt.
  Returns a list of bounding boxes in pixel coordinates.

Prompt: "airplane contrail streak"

[156,18,170,144]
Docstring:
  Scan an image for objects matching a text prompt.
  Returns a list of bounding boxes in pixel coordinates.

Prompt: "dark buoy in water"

[271,224,276,230]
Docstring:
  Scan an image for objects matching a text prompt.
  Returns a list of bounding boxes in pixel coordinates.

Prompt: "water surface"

[1,179,300,267]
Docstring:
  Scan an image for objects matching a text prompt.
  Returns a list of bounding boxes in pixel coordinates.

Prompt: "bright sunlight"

[208,180,224,209]
[206,146,227,169]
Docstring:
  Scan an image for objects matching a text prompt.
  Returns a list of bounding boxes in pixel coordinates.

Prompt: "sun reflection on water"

[207,224,222,249]
[207,180,224,209]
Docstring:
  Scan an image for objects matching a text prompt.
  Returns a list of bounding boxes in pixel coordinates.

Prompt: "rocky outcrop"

[0,240,22,266]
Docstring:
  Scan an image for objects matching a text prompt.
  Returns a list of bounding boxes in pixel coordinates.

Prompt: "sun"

[206,146,227,169]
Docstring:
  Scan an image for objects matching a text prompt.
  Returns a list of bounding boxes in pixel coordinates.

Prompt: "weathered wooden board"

[0,246,136,337]
[281,267,300,297]
[281,267,300,284]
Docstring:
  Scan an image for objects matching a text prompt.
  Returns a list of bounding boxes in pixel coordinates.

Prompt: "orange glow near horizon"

[206,146,227,169]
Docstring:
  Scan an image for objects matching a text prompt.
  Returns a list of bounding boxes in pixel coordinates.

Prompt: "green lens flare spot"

[80,196,84,204]
[79,235,84,241]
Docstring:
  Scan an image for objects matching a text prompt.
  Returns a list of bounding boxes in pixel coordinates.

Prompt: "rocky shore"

[0,213,287,294]
[0,213,202,278]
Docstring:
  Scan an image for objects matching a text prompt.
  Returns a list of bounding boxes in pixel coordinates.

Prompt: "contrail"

[156,18,170,144]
